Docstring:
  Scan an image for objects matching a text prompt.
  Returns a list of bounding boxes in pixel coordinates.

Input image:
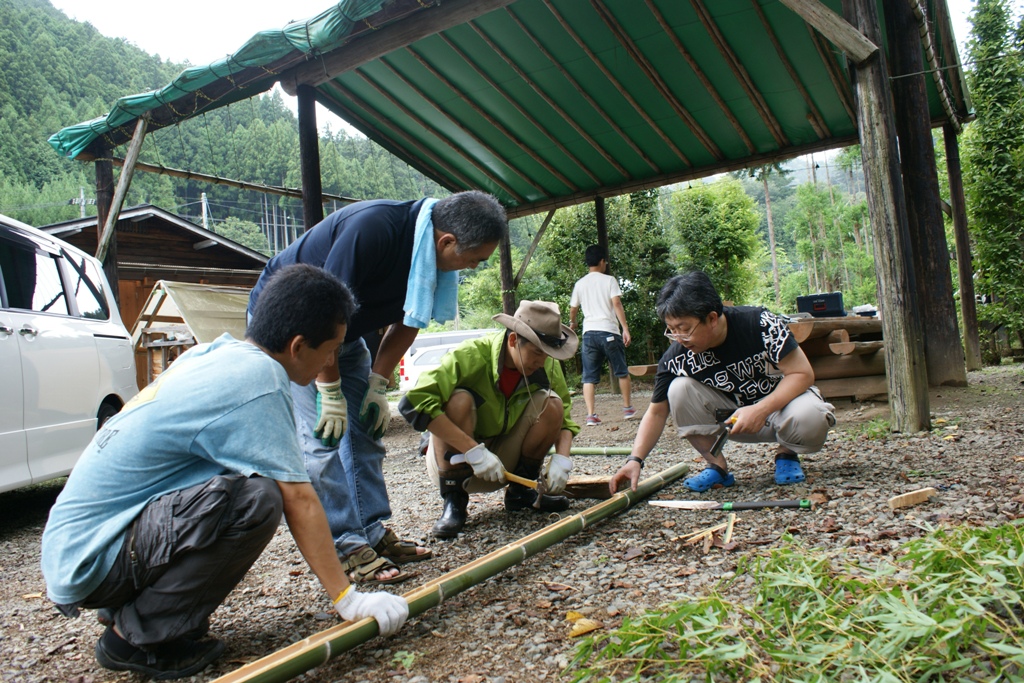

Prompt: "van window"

[63,250,110,320]
[0,240,69,315]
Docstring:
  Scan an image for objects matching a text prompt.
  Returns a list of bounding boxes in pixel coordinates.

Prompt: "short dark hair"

[432,191,507,253]
[247,264,357,352]
[584,244,606,267]
[656,271,723,321]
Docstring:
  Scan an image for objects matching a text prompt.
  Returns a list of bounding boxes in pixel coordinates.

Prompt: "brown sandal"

[340,546,415,586]
[372,528,433,565]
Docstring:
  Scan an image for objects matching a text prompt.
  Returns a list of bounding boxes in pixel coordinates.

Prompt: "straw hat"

[493,300,578,361]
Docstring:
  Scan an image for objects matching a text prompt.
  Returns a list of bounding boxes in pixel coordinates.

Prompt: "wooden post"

[884,0,966,387]
[943,124,982,371]
[96,116,147,266]
[844,0,930,432]
[595,196,608,260]
[94,150,119,306]
[594,195,619,394]
[297,84,325,234]
[499,232,515,315]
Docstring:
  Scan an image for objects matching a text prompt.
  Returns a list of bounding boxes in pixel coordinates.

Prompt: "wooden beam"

[644,0,754,153]
[467,20,631,180]
[829,340,884,355]
[778,0,878,65]
[807,27,857,124]
[280,0,518,92]
[545,0,690,166]
[514,210,555,290]
[500,232,515,315]
[373,58,548,196]
[94,150,119,305]
[504,7,661,173]
[351,67,526,202]
[505,134,860,218]
[690,0,788,147]
[318,80,470,193]
[845,0,930,432]
[403,47,579,192]
[808,351,885,380]
[884,0,966,388]
[814,374,887,400]
[435,33,601,186]
[297,85,325,233]
[590,0,723,162]
[750,0,830,138]
[97,117,147,265]
[943,123,982,371]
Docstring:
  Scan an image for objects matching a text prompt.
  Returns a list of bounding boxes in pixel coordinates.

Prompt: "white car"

[398,329,494,392]
[0,214,138,494]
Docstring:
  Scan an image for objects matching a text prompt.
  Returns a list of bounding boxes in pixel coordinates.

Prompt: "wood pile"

[789,316,887,401]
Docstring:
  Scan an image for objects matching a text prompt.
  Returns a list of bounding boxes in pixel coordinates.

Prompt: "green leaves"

[566,521,1024,682]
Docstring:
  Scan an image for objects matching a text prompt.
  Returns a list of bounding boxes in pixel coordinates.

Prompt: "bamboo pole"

[212,460,691,683]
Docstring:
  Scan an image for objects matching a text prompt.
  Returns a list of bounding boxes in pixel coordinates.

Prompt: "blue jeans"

[290,337,390,556]
[581,331,629,384]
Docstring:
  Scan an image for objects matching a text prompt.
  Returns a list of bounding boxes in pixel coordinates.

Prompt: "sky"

[47,0,978,135]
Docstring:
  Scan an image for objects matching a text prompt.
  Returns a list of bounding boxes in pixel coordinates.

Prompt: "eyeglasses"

[664,319,703,342]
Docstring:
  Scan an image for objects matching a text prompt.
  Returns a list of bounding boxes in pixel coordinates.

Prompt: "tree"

[751,163,791,307]
[962,0,1024,354]
[664,178,760,303]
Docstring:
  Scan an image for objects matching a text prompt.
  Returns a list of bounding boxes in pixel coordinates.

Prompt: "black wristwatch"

[626,455,645,469]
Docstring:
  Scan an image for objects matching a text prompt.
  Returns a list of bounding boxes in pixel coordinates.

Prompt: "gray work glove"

[314,379,347,446]
[334,585,409,637]
[464,443,507,483]
[359,373,390,441]
[542,453,573,494]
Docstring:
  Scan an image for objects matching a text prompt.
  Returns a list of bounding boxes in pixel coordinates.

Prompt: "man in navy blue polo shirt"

[248,191,507,584]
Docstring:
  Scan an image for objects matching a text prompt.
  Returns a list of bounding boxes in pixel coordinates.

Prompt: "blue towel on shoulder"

[403,198,458,329]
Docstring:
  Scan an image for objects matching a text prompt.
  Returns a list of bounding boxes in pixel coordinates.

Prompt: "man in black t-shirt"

[610,271,835,494]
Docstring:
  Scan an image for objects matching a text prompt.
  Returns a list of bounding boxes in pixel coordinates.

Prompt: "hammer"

[708,408,737,458]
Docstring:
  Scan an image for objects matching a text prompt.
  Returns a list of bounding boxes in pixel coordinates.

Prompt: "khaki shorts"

[425,388,555,493]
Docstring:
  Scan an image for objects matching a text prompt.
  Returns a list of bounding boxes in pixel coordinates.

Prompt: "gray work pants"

[668,376,835,454]
[81,474,282,647]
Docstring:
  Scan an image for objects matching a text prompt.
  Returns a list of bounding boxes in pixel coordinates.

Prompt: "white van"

[0,214,138,493]
[398,328,494,392]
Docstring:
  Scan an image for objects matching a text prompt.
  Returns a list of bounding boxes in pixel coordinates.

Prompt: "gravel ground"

[2,363,1022,683]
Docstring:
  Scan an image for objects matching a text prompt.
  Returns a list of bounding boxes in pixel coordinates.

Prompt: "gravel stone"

[1,365,1022,682]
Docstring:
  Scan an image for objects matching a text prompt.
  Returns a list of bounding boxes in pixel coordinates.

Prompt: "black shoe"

[504,484,570,512]
[432,476,469,538]
[95,628,224,680]
[96,609,210,640]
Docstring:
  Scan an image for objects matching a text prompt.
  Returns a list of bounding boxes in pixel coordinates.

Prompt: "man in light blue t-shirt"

[41,265,408,680]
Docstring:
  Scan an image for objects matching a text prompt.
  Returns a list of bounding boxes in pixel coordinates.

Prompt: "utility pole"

[68,187,95,217]
[201,192,209,230]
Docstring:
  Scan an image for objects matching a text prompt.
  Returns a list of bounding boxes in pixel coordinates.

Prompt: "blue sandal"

[774,458,805,485]
[683,468,736,492]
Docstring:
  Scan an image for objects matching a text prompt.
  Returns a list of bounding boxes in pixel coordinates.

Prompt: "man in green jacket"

[398,301,580,538]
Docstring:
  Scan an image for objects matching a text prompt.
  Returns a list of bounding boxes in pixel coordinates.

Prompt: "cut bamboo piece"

[887,487,938,510]
[724,513,736,544]
[212,461,693,683]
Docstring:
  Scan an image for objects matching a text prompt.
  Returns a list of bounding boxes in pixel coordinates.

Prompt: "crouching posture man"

[41,264,408,680]
[399,301,580,538]
[610,271,835,495]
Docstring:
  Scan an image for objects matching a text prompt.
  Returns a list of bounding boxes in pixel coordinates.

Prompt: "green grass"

[566,521,1024,682]
[843,417,892,441]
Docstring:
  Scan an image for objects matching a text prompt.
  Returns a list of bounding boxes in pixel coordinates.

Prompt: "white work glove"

[464,443,507,483]
[359,373,390,441]
[314,379,347,447]
[334,585,409,637]
[542,453,573,494]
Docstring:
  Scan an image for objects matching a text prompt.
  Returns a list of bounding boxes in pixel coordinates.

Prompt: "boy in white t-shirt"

[569,245,635,425]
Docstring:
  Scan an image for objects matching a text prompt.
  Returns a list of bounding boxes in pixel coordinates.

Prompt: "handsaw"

[650,499,813,511]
